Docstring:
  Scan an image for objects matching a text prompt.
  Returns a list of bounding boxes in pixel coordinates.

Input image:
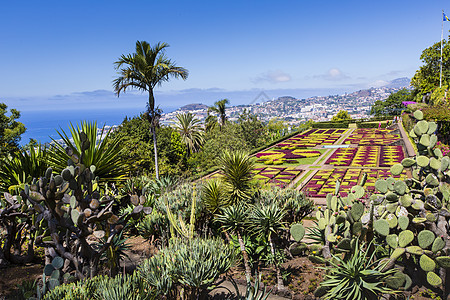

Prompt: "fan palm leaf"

[174,112,204,154]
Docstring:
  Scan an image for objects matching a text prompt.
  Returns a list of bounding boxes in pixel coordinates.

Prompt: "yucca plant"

[48,121,129,182]
[317,241,397,300]
[215,204,252,284]
[230,273,272,300]
[201,179,227,214]
[218,150,255,204]
[248,204,286,291]
[0,144,49,193]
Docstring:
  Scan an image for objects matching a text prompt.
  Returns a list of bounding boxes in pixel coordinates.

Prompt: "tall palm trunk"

[236,231,252,284]
[269,235,284,291]
[149,90,159,180]
[152,126,159,180]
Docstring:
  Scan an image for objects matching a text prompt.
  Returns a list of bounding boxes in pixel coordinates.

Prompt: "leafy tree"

[370,89,413,116]
[174,112,204,155]
[411,39,450,97]
[0,103,26,159]
[111,115,188,178]
[331,110,352,122]
[208,99,229,128]
[113,41,188,179]
[237,109,265,149]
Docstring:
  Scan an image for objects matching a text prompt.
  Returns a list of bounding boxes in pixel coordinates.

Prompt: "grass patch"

[316,149,332,164]
[295,170,314,188]
[309,166,322,168]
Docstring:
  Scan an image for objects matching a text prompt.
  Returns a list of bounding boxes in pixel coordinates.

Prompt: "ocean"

[18,106,176,145]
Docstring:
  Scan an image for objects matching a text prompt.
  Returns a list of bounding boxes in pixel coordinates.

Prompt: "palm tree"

[249,204,286,291]
[208,99,229,128]
[113,41,188,179]
[215,204,252,284]
[174,112,204,154]
[218,150,255,204]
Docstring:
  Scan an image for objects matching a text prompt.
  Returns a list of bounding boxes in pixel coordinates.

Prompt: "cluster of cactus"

[29,256,72,299]
[17,132,152,280]
[291,111,450,296]
[289,181,366,263]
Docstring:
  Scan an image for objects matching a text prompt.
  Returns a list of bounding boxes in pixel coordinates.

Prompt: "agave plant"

[48,121,129,182]
[317,241,397,300]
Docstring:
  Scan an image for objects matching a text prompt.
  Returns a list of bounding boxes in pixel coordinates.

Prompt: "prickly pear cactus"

[294,112,450,297]
[18,133,152,280]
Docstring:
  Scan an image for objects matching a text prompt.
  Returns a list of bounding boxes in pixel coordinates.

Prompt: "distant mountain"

[179,103,208,111]
[384,77,410,89]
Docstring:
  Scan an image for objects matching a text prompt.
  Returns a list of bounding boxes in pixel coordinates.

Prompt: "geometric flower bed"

[326,146,405,168]
[379,145,404,167]
[276,129,347,148]
[255,149,322,165]
[252,166,302,187]
[302,168,407,198]
[350,146,379,167]
[343,128,401,145]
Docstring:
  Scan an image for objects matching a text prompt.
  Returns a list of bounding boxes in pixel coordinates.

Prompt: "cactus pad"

[401,158,416,168]
[417,156,430,168]
[417,120,429,134]
[419,133,430,147]
[419,255,436,272]
[427,121,437,134]
[393,181,407,195]
[375,180,388,193]
[308,255,326,264]
[413,110,424,120]
[386,214,398,228]
[398,230,414,247]
[398,215,409,230]
[390,164,404,176]
[289,242,307,256]
[429,134,437,149]
[374,219,389,236]
[318,218,326,230]
[290,223,305,242]
[432,237,445,253]
[425,174,439,186]
[411,200,424,210]
[441,156,449,170]
[51,256,64,269]
[336,238,351,251]
[417,230,435,249]
[406,246,423,255]
[350,185,365,199]
[435,256,450,268]
[385,192,398,202]
[352,221,363,235]
[399,195,412,207]
[350,202,364,221]
[71,209,80,225]
[44,264,55,276]
[390,247,405,260]
[386,234,398,248]
[426,272,442,287]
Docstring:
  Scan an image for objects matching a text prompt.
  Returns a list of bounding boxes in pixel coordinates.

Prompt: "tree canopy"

[0,103,26,159]
[370,89,412,116]
[331,110,352,122]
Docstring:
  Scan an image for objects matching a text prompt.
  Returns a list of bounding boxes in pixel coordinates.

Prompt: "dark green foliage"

[0,103,26,159]
[370,89,413,116]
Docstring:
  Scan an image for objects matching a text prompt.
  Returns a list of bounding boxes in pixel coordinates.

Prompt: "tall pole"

[441,10,444,88]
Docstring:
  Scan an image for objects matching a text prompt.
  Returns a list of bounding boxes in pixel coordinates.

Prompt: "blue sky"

[1,0,449,112]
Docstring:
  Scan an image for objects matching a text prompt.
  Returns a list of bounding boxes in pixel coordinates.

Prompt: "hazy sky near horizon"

[1,0,449,110]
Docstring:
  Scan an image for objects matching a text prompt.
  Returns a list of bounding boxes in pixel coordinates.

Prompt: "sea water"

[18,107,175,145]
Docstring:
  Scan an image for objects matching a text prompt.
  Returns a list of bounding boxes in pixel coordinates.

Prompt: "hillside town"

[160,82,409,126]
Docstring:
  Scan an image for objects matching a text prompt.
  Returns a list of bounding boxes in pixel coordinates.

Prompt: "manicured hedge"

[356,121,389,128]
[312,122,350,128]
